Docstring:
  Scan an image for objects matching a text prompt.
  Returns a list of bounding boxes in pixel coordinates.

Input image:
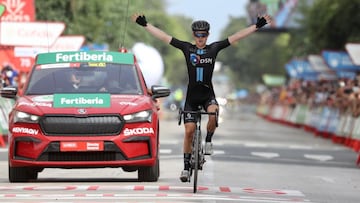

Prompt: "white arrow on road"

[304,154,333,161]
[251,152,280,159]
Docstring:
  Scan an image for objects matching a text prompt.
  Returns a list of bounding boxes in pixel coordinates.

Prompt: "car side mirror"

[0,86,18,99]
[151,85,170,99]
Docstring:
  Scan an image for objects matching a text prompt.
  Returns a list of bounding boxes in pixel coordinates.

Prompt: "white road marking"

[213,150,225,155]
[244,142,268,148]
[251,152,280,159]
[304,154,333,161]
[316,176,336,183]
[289,145,313,150]
[159,149,172,154]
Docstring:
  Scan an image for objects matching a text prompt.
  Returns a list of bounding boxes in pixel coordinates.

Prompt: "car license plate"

[60,141,104,151]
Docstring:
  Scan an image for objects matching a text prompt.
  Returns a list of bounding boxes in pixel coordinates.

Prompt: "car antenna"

[46,22,50,53]
[118,43,127,53]
[120,0,130,49]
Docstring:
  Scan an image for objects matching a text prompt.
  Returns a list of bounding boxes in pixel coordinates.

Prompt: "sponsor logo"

[32,95,53,102]
[190,53,213,66]
[53,94,110,108]
[186,113,193,119]
[12,127,39,135]
[199,58,213,64]
[60,97,104,105]
[123,127,154,136]
[119,101,137,106]
[86,142,101,150]
[190,53,199,66]
[87,62,106,67]
[60,141,104,151]
[36,51,134,65]
[77,109,87,114]
[55,52,113,62]
[18,101,52,107]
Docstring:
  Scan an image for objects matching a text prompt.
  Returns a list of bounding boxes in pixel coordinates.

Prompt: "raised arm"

[228,14,272,45]
[132,13,172,44]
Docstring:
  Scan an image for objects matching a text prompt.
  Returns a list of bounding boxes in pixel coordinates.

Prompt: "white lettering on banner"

[20,58,31,68]
[60,97,104,105]
[18,29,49,38]
[56,52,113,62]
[123,128,154,136]
[0,22,65,47]
[12,127,39,135]
[50,36,85,52]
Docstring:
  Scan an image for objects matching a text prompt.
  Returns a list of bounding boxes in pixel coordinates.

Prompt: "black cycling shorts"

[183,96,218,123]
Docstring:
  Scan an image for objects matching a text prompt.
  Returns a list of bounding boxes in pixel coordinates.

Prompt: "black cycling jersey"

[170,38,230,122]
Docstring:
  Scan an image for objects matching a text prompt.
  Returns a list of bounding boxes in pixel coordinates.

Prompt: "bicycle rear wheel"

[192,131,200,193]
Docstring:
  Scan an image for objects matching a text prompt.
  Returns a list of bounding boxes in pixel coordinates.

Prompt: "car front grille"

[47,151,119,161]
[37,141,126,161]
[40,115,123,136]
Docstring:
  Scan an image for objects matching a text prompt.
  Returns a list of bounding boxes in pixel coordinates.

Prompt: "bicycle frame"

[178,107,218,193]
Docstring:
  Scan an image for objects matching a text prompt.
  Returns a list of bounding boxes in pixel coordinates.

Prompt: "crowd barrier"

[256,103,360,167]
[0,97,14,147]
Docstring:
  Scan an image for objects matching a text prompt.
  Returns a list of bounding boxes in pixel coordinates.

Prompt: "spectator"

[1,63,19,87]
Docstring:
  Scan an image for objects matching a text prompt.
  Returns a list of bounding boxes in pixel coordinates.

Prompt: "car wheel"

[9,165,38,182]
[138,156,159,182]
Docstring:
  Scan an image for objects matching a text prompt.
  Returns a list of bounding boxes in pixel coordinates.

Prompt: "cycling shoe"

[179,170,190,182]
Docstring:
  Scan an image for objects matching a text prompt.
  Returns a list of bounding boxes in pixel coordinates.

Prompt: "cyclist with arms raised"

[132,13,271,182]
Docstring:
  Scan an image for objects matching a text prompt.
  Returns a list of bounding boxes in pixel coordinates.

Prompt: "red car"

[0,51,170,182]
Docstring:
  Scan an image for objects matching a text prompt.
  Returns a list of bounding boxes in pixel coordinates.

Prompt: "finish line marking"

[0,185,305,196]
[0,193,313,202]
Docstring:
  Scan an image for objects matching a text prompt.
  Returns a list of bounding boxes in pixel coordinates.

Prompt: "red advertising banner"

[0,0,35,22]
[0,0,36,75]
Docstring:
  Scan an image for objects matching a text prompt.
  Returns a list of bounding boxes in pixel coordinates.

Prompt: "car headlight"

[123,110,152,123]
[13,111,40,123]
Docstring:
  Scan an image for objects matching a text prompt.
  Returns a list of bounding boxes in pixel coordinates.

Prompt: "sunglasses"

[194,32,209,38]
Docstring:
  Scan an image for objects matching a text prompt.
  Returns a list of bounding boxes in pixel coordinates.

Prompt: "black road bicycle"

[178,106,218,193]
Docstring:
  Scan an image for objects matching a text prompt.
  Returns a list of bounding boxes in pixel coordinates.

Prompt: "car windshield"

[25,63,143,95]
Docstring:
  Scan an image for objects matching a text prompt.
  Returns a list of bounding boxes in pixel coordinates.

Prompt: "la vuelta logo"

[1,0,35,22]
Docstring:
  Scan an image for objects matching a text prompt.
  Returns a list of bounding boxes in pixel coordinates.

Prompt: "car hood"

[15,94,154,116]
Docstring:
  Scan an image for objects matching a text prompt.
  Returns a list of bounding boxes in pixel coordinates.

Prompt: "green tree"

[35,0,155,49]
[217,0,360,90]
[35,0,192,85]
[218,17,287,89]
[288,0,360,56]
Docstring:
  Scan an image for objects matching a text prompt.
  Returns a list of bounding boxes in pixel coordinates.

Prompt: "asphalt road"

[0,105,359,203]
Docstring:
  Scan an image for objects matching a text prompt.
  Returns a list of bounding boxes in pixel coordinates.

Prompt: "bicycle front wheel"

[193,131,200,193]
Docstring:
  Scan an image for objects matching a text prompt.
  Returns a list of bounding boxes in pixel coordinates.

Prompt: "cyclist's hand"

[132,13,147,27]
[256,14,271,28]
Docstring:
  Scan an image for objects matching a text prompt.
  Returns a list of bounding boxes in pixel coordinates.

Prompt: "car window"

[25,63,143,95]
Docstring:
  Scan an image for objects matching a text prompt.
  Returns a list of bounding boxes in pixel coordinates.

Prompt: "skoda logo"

[77,109,87,114]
